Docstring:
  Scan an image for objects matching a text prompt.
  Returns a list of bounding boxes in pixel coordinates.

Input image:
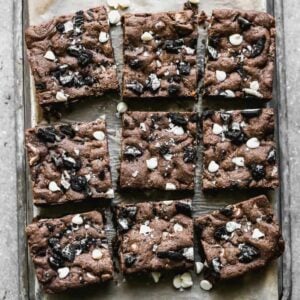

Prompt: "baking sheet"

[23,0,283,299]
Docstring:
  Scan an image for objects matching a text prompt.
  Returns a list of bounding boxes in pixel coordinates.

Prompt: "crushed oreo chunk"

[238,244,260,263]
[70,175,88,192]
[157,250,184,261]
[251,164,266,181]
[123,146,143,160]
[126,81,144,95]
[37,127,57,143]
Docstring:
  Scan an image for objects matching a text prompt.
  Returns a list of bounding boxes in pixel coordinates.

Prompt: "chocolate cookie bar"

[26,211,113,293]
[25,6,118,107]
[122,10,198,100]
[202,108,278,190]
[203,9,275,101]
[113,200,194,274]
[194,195,284,281]
[25,118,113,205]
[120,112,198,190]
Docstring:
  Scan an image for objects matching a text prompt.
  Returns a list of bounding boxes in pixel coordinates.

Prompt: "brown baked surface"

[122,10,198,100]
[202,108,279,190]
[120,112,198,190]
[25,118,113,205]
[194,195,284,281]
[25,6,118,107]
[26,211,113,293]
[113,200,194,274]
[203,9,276,101]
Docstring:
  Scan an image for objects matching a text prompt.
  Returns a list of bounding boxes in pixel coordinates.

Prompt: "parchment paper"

[25,1,279,299]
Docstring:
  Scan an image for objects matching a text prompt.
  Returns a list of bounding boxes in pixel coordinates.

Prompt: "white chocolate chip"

[99,31,109,43]
[61,174,70,190]
[105,188,114,198]
[163,200,173,205]
[173,223,183,232]
[141,32,153,42]
[200,280,213,291]
[140,123,147,131]
[151,272,161,283]
[92,249,103,260]
[163,153,173,161]
[173,275,182,289]
[58,267,70,279]
[246,137,260,149]
[223,89,236,98]
[208,161,219,173]
[146,157,158,170]
[189,0,200,4]
[171,126,185,136]
[140,224,152,235]
[183,247,194,261]
[93,131,105,141]
[173,272,193,289]
[56,91,68,101]
[63,21,74,33]
[250,81,260,91]
[195,262,204,274]
[165,183,176,190]
[216,70,226,82]
[107,0,119,9]
[119,0,130,9]
[252,228,265,239]
[212,123,223,135]
[108,10,121,25]
[243,88,263,98]
[48,181,61,192]
[181,272,193,288]
[132,170,139,177]
[44,50,56,61]
[229,34,243,46]
[117,102,128,113]
[156,60,162,68]
[226,221,241,233]
[72,214,83,225]
[232,157,245,167]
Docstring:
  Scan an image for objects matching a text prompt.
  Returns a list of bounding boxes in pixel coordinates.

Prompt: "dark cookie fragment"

[202,108,279,190]
[120,112,198,191]
[26,211,113,293]
[194,195,284,281]
[122,10,198,100]
[25,118,113,205]
[25,6,118,107]
[203,9,276,101]
[113,200,194,274]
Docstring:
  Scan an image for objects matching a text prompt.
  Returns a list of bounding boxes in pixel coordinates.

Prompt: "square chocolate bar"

[25,7,119,107]
[204,9,275,101]
[25,118,113,205]
[26,211,113,293]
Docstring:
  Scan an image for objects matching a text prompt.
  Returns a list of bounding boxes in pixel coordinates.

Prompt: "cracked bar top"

[122,10,198,100]
[25,118,113,205]
[203,9,275,101]
[113,200,194,274]
[202,108,279,190]
[25,6,119,107]
[120,112,198,191]
[194,195,284,281]
[26,211,113,294]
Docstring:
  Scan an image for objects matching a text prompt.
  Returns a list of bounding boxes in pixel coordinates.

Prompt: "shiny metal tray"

[15,0,291,299]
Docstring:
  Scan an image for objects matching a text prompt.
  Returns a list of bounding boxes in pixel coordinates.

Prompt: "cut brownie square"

[25,118,114,205]
[194,195,284,281]
[113,200,194,274]
[120,112,198,190]
[26,211,113,294]
[25,6,119,107]
[203,9,275,101]
[122,10,198,100]
[202,108,279,190]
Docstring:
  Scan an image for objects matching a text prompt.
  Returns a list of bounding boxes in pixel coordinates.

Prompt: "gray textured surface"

[283,0,300,299]
[0,0,298,299]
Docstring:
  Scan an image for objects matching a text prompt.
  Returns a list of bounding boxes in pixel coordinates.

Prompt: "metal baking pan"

[14,0,291,299]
